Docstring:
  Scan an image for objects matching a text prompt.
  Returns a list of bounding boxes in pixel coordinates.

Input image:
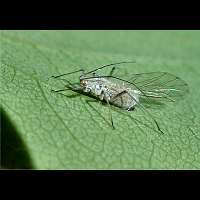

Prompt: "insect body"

[51,61,189,133]
[80,77,140,111]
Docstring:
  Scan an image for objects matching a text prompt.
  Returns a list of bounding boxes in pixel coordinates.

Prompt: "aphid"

[50,61,189,134]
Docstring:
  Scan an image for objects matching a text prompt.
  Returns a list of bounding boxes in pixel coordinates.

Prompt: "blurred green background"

[1,30,200,169]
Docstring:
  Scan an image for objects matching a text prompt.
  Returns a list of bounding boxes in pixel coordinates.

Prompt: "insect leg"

[85,99,115,129]
[109,66,116,76]
[126,92,164,134]
[51,79,82,94]
[99,90,115,129]
[51,88,71,93]
[105,99,115,130]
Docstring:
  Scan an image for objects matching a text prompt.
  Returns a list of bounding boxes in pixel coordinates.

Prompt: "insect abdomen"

[110,92,136,110]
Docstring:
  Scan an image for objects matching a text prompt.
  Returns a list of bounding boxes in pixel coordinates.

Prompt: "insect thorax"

[81,77,140,110]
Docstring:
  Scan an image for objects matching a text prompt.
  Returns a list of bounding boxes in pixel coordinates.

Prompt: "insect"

[50,61,189,134]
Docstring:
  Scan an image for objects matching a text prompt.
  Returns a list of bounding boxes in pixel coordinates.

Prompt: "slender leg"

[52,78,76,88]
[51,82,81,94]
[92,72,97,77]
[98,90,115,129]
[105,99,115,129]
[111,89,164,134]
[85,99,114,129]
[51,88,70,93]
[109,66,116,76]
[49,72,79,91]
[126,92,164,134]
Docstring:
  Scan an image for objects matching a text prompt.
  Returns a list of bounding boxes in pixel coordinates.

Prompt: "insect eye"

[81,80,86,87]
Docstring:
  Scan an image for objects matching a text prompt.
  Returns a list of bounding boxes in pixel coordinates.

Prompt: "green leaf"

[1,30,200,169]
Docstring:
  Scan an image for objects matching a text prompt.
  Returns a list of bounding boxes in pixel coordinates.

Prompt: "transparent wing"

[105,72,189,103]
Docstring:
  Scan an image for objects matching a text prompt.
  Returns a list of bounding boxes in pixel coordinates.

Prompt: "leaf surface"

[1,30,200,169]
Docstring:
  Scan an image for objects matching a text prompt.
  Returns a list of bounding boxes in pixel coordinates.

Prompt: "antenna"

[85,61,136,75]
[51,69,84,79]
